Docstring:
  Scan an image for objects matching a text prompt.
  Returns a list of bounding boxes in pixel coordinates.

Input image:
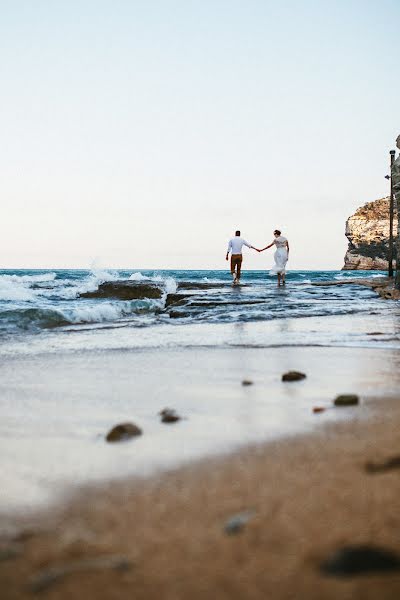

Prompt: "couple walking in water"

[226,230,289,286]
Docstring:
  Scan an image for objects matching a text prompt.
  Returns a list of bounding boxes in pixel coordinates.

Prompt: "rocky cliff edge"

[343,197,398,270]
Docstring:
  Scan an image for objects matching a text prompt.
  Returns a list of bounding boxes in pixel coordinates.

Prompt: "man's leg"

[236,256,243,281]
[230,256,237,281]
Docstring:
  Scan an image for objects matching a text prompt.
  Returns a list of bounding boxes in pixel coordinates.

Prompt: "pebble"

[0,544,22,562]
[312,407,326,414]
[333,394,359,406]
[282,371,306,382]
[29,555,132,593]
[106,422,142,442]
[224,510,255,535]
[365,455,400,474]
[320,545,400,576]
[241,380,254,386]
[159,408,181,423]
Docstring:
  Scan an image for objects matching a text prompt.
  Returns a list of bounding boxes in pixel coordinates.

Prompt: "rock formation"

[343,197,398,270]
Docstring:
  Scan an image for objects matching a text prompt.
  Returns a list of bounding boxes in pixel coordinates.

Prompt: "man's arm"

[226,239,232,261]
[243,240,257,250]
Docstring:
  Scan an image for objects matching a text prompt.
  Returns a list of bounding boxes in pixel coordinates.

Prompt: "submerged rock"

[333,394,359,406]
[159,408,181,423]
[320,545,400,576]
[165,293,188,308]
[169,310,190,319]
[241,380,254,386]
[106,422,142,442]
[282,371,306,382]
[177,282,225,290]
[81,281,163,300]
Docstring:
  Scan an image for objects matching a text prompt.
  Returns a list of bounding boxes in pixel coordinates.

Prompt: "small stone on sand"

[29,555,132,593]
[241,380,254,386]
[106,423,142,442]
[365,455,400,474]
[320,545,400,576]
[224,510,255,535]
[313,407,325,414]
[0,544,22,562]
[282,371,306,382]
[333,394,359,407]
[159,408,181,423]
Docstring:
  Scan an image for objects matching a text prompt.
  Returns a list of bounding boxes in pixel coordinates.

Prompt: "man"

[226,230,257,284]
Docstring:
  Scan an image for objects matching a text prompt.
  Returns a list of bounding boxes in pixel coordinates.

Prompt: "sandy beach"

[2,397,400,599]
[1,343,400,599]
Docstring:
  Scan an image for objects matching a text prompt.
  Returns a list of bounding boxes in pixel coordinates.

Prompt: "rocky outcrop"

[80,281,163,300]
[343,197,397,270]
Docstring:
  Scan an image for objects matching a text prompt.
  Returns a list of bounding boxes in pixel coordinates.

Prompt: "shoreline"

[2,396,400,599]
[1,344,400,514]
[312,276,400,299]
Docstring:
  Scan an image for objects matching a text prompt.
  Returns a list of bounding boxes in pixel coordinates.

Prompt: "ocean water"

[0,268,399,355]
[1,268,400,513]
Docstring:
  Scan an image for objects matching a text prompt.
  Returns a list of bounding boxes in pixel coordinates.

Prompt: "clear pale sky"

[1,0,399,270]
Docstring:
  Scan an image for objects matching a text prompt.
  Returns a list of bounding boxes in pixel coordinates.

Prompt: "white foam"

[129,272,177,294]
[0,276,36,301]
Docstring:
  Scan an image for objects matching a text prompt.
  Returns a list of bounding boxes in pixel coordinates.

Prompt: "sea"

[1,268,400,514]
[1,268,400,354]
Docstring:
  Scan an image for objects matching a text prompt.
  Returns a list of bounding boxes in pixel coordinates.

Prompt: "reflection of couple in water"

[226,229,290,287]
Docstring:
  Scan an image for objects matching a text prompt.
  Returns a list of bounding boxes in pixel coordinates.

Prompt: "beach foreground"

[2,395,400,599]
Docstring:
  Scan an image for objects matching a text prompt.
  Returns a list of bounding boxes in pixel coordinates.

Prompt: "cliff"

[343,197,398,270]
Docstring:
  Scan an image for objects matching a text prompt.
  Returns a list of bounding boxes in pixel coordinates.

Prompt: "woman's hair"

[274,229,281,236]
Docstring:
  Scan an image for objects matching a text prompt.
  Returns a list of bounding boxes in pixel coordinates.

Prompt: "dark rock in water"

[224,510,255,535]
[29,555,132,593]
[365,454,400,474]
[177,282,225,290]
[282,371,306,382]
[165,293,188,308]
[334,394,359,406]
[106,422,142,442]
[242,380,254,386]
[159,408,181,423]
[313,406,326,414]
[81,281,163,300]
[320,545,400,576]
[169,310,190,319]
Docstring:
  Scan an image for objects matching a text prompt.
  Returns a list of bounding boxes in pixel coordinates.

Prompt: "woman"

[258,230,289,286]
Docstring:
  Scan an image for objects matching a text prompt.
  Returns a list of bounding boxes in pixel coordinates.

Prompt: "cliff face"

[343,197,398,270]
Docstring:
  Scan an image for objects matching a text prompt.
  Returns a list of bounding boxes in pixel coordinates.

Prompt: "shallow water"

[0,268,399,355]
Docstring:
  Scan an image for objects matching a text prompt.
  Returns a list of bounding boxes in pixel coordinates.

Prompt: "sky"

[1,0,399,270]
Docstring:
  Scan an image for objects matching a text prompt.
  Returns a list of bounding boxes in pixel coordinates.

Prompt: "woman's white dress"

[270,236,288,275]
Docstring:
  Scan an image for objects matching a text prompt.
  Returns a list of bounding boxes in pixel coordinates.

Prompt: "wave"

[0,277,37,301]
[0,299,164,331]
[129,271,177,294]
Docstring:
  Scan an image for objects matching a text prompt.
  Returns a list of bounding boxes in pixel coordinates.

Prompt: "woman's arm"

[258,242,275,252]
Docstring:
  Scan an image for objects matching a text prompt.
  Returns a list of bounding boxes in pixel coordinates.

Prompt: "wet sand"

[2,395,400,600]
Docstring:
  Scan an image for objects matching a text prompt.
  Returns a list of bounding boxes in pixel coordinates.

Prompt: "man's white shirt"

[227,237,252,255]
